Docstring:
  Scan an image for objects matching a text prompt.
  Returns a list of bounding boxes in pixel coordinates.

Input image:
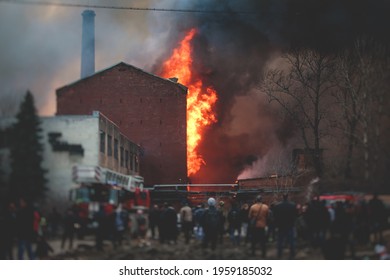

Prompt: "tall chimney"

[81,10,96,79]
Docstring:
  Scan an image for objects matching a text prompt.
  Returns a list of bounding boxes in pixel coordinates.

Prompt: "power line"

[0,0,255,14]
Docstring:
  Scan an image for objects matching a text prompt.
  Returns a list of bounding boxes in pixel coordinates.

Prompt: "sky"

[0,0,179,116]
[1,0,388,182]
[1,0,388,116]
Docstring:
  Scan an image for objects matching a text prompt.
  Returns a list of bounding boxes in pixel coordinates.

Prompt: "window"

[120,146,124,167]
[100,131,106,154]
[107,135,112,156]
[114,138,119,160]
[125,150,129,168]
[130,152,134,170]
[135,155,139,172]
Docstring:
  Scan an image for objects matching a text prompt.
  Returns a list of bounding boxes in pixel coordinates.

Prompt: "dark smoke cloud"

[1,0,388,183]
[154,0,390,183]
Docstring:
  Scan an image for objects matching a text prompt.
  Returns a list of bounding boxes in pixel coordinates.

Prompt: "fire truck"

[69,165,150,231]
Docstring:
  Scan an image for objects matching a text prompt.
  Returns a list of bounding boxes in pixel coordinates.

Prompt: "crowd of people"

[0,198,57,260]
[0,193,389,260]
[147,193,389,259]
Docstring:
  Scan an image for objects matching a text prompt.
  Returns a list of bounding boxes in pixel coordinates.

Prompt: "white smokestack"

[81,10,95,79]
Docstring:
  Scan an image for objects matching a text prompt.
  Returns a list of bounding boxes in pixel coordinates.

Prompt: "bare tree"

[266,149,317,204]
[332,44,364,179]
[334,38,390,181]
[261,49,336,177]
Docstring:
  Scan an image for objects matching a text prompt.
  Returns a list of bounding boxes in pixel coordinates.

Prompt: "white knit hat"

[207,197,216,206]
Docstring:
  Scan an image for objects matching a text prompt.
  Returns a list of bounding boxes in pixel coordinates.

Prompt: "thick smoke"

[1,0,388,183]
[152,0,390,183]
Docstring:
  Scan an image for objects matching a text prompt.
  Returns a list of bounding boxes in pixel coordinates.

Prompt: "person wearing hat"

[201,197,222,250]
[248,195,269,257]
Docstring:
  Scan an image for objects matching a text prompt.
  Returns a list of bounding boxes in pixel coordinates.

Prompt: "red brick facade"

[56,62,188,186]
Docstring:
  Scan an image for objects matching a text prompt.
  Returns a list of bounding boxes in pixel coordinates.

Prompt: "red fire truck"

[69,165,150,231]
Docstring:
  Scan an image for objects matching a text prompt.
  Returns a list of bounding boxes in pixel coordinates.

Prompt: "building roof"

[56,62,188,94]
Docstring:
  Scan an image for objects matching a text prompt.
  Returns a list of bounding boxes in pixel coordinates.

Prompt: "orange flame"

[160,29,218,177]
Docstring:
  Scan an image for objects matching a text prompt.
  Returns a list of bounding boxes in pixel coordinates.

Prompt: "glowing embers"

[160,29,217,177]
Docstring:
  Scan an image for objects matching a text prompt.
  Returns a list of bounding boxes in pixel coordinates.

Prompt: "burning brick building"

[55,10,189,187]
[56,62,188,186]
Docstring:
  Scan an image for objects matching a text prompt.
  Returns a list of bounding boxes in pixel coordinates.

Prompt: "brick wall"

[56,62,188,186]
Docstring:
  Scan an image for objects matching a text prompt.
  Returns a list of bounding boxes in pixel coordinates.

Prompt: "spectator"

[180,203,193,244]
[248,195,269,258]
[111,205,128,249]
[95,204,111,251]
[0,202,17,259]
[368,193,387,244]
[47,207,62,239]
[160,203,178,244]
[218,201,226,244]
[354,200,370,245]
[325,201,351,259]
[201,197,222,250]
[135,209,149,247]
[227,203,242,246]
[304,197,329,248]
[157,204,166,244]
[239,203,250,243]
[32,205,41,240]
[273,194,298,259]
[267,203,276,242]
[15,198,35,260]
[193,204,206,241]
[148,204,160,240]
[61,208,76,251]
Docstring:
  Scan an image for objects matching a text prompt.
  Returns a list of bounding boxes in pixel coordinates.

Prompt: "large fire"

[160,29,218,177]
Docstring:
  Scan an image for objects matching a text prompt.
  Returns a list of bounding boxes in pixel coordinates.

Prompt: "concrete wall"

[41,115,100,210]
[1,112,142,211]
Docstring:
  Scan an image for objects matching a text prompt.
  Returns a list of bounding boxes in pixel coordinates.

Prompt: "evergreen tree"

[9,91,46,201]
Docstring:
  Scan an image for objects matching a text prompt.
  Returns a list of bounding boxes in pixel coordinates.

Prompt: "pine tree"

[9,91,46,201]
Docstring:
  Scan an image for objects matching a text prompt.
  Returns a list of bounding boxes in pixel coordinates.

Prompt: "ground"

[42,229,390,260]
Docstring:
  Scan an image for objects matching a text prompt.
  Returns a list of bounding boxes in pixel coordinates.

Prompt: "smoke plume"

[1,0,388,183]
[151,0,390,183]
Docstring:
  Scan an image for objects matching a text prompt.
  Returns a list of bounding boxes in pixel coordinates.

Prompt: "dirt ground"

[49,229,390,260]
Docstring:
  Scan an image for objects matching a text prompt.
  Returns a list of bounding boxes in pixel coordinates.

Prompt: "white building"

[0,111,142,211]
